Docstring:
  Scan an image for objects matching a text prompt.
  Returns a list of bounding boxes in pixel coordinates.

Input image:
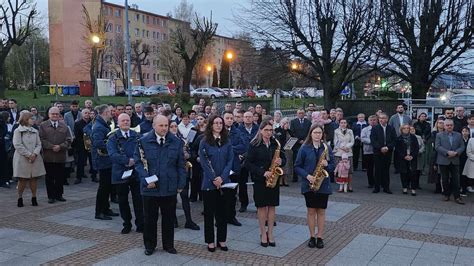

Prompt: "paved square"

[327,233,474,265]
[174,217,307,257]
[247,195,360,221]
[373,208,474,239]
[41,205,185,233]
[0,228,96,265]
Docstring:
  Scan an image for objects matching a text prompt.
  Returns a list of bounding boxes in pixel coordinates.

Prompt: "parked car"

[131,86,147,96]
[144,85,173,96]
[245,89,256,98]
[449,94,474,105]
[280,90,292,98]
[222,88,243,98]
[215,88,230,97]
[256,89,272,98]
[190,87,225,98]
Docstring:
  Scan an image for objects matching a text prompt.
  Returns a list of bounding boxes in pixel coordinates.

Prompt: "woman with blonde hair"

[12,111,46,207]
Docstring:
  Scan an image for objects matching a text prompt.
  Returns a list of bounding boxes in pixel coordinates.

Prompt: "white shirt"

[178,122,194,139]
[398,114,404,127]
[381,124,387,145]
[51,121,58,128]
[154,132,166,145]
[121,130,130,139]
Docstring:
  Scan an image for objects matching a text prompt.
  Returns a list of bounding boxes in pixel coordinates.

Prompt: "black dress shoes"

[164,247,177,254]
[48,198,56,204]
[104,210,119,216]
[372,188,380,193]
[95,213,112,220]
[144,248,154,256]
[56,197,67,202]
[207,245,216,252]
[228,218,242,226]
[239,206,247,213]
[174,220,179,228]
[383,189,393,194]
[136,227,144,233]
[121,227,131,234]
[184,222,200,230]
[316,237,324,249]
[217,242,228,251]
[308,237,316,248]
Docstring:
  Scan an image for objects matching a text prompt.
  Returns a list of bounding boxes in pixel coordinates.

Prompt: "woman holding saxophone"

[295,124,335,249]
[199,115,234,252]
[245,120,286,247]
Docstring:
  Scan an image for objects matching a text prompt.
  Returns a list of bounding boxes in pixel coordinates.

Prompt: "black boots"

[17,198,23,207]
[32,197,38,206]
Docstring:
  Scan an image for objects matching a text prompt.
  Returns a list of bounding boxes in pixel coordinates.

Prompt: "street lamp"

[226,51,234,89]
[291,62,298,71]
[206,65,212,87]
[91,34,103,102]
[91,35,101,44]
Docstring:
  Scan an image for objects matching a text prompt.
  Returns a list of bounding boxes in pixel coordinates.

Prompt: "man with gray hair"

[73,108,91,184]
[453,106,467,132]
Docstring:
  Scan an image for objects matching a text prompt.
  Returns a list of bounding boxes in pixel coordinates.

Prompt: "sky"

[35,0,245,37]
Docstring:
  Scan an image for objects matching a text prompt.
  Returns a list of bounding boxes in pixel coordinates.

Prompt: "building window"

[142,15,145,23]
[146,73,150,79]
[153,17,156,25]
[146,16,150,24]
[156,32,160,40]
[106,23,113,32]
[157,74,160,80]
[153,32,156,39]
[162,33,167,41]
[136,73,140,80]
[135,28,139,37]
[116,24,122,33]
[146,30,149,38]
[115,9,121,17]
[153,74,156,81]
[135,13,139,21]
[142,29,145,37]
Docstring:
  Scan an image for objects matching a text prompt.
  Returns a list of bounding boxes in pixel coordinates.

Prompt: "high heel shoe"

[207,244,216,252]
[260,234,268,247]
[17,198,23,208]
[32,197,38,206]
[217,242,228,251]
[267,232,276,247]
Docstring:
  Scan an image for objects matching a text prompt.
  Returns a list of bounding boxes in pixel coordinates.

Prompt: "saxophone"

[138,140,149,174]
[310,143,329,191]
[266,138,284,188]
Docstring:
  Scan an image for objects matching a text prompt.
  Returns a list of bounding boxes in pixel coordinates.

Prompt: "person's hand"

[147,182,156,189]
[29,154,37,162]
[321,159,328,167]
[128,158,135,167]
[447,151,457,158]
[299,140,304,144]
[213,176,223,188]
[306,174,315,183]
[52,145,61,152]
[275,158,282,166]
[381,147,389,153]
[433,165,438,171]
[196,157,200,163]
[177,189,183,193]
[264,171,273,179]
[404,155,412,161]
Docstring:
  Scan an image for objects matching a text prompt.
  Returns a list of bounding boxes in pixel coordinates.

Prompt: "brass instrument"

[310,143,329,191]
[265,138,284,188]
[138,140,149,174]
[83,133,92,151]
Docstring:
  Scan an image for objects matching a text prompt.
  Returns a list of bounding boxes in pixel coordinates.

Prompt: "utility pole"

[125,0,133,104]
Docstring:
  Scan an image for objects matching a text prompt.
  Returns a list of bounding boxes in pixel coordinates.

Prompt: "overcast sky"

[35,0,245,37]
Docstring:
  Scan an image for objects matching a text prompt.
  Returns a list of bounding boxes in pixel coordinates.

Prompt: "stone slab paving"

[247,195,360,221]
[373,207,474,240]
[0,228,96,265]
[327,233,474,266]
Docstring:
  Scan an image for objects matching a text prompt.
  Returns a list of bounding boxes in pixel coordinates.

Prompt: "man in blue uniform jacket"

[138,106,155,136]
[107,113,144,234]
[134,115,187,256]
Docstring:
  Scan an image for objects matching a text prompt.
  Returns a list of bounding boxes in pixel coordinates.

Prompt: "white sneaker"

[467,187,474,193]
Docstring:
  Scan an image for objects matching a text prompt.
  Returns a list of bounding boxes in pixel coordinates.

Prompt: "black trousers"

[239,167,249,207]
[439,164,460,199]
[88,153,97,177]
[225,174,240,222]
[364,154,374,186]
[400,171,416,189]
[116,178,144,229]
[292,144,301,182]
[176,177,192,223]
[76,150,87,179]
[393,148,400,171]
[143,195,176,250]
[353,139,362,170]
[44,162,65,200]
[189,163,202,201]
[95,168,112,215]
[374,152,392,190]
[203,190,227,244]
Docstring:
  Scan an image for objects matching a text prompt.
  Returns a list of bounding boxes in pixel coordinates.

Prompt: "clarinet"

[203,147,223,195]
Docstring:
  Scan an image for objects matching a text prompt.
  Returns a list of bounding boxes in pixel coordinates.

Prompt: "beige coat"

[13,125,46,178]
[463,138,474,179]
[333,128,355,157]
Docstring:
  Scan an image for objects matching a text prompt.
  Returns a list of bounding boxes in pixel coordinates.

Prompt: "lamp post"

[206,65,212,87]
[91,34,101,102]
[125,0,133,104]
[226,51,234,89]
[290,62,299,107]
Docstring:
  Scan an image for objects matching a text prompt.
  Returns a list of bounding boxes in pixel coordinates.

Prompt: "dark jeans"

[400,171,416,189]
[44,162,65,200]
[439,164,460,199]
[176,177,192,223]
[116,178,144,229]
[189,163,202,201]
[143,195,176,250]
[353,139,362,170]
[202,190,227,244]
[95,168,112,215]
[374,152,392,190]
[238,167,249,207]
[393,148,400,171]
[364,154,374,186]
[225,174,239,222]
[76,150,87,179]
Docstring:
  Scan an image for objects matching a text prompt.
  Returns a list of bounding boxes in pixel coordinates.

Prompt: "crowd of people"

[0,97,472,256]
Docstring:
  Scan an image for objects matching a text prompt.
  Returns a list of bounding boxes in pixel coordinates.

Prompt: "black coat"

[73,119,89,152]
[370,124,397,155]
[290,118,311,141]
[395,134,419,174]
[414,121,431,141]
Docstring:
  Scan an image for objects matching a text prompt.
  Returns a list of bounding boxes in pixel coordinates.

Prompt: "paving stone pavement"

[0,168,474,265]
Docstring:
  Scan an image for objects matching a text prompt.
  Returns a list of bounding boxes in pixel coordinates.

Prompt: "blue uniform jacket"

[228,125,246,174]
[238,123,259,149]
[139,120,153,136]
[199,138,234,191]
[91,116,112,170]
[107,130,139,185]
[134,132,186,197]
[295,143,335,195]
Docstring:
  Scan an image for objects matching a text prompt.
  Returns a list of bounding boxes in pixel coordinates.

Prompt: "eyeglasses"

[213,122,223,125]
[263,129,273,132]
[313,131,323,134]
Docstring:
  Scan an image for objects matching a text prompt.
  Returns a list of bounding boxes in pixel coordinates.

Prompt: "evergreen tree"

[219,53,230,88]
[212,66,218,87]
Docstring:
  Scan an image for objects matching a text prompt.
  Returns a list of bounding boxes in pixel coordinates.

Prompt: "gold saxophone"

[184,141,193,171]
[266,138,284,188]
[310,143,329,191]
[138,140,148,174]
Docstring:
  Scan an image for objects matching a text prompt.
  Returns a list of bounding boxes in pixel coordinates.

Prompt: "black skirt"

[304,192,329,209]
[253,179,280,208]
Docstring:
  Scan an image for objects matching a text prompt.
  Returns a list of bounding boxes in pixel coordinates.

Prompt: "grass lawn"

[6,90,323,112]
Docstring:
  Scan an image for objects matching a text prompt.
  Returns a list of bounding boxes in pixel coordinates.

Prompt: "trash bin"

[49,85,63,95]
[40,85,49,95]
[62,86,70,95]
[79,81,93,97]
[71,85,80,95]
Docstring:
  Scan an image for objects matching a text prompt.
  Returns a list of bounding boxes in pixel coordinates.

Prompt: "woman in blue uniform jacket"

[198,115,234,252]
[295,124,335,249]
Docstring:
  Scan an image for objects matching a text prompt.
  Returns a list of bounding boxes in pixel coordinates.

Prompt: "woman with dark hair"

[414,112,431,172]
[199,115,233,252]
[245,120,286,247]
[172,106,184,125]
[396,124,419,196]
[295,124,335,249]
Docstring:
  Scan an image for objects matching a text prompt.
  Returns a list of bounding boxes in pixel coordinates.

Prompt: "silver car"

[190,88,224,98]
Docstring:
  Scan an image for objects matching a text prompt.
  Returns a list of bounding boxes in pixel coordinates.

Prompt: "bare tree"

[111,35,129,91]
[238,0,382,108]
[131,39,150,86]
[0,0,37,97]
[159,39,185,88]
[174,0,194,22]
[380,0,474,98]
[172,15,217,93]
